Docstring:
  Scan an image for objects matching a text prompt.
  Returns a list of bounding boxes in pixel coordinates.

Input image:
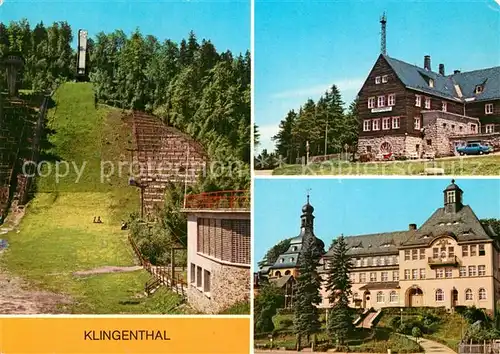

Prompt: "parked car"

[456,142,492,155]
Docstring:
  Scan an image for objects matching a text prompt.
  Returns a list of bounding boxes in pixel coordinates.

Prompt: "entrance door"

[409,288,423,307]
[452,289,458,307]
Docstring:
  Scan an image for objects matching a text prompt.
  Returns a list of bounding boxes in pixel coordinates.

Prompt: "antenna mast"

[380,12,387,55]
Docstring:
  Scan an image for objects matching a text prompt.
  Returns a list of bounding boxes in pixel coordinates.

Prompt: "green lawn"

[0,82,183,314]
[273,155,500,175]
[254,312,422,352]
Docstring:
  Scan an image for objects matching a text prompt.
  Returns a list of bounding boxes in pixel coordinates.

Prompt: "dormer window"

[289,257,294,262]
[382,75,388,83]
[446,191,456,203]
[375,76,381,84]
[292,246,298,252]
[429,79,434,88]
[475,85,483,94]
[280,258,285,263]
[442,102,447,112]
[485,103,494,115]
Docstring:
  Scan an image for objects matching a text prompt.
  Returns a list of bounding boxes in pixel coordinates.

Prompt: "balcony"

[428,256,459,268]
[183,190,250,211]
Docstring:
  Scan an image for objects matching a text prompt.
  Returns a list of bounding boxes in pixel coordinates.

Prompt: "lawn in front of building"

[272,154,500,175]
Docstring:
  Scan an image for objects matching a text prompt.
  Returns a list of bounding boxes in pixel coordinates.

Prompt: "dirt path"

[0,271,71,314]
[73,265,143,276]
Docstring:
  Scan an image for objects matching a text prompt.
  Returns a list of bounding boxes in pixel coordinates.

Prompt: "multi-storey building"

[357,17,500,158]
[260,181,499,314]
[182,190,250,314]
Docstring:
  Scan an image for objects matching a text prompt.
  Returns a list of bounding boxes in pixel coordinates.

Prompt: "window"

[470,123,478,133]
[380,257,385,266]
[359,273,366,283]
[468,265,477,277]
[414,117,421,130]
[415,95,422,107]
[405,250,410,261]
[479,244,485,256]
[382,75,389,83]
[452,125,455,131]
[420,268,426,279]
[356,259,362,267]
[381,272,388,281]
[465,288,473,301]
[393,270,399,281]
[433,248,439,259]
[485,103,494,114]
[425,97,431,109]
[436,269,444,278]
[275,271,281,277]
[190,263,196,283]
[478,265,486,276]
[443,123,447,129]
[390,291,398,303]
[404,269,410,280]
[475,85,483,94]
[392,117,400,129]
[429,79,434,88]
[370,272,377,282]
[445,268,452,278]
[479,288,486,300]
[353,292,359,299]
[196,266,202,288]
[349,273,356,283]
[412,249,418,261]
[280,258,284,263]
[372,119,380,131]
[470,245,477,257]
[446,191,456,203]
[363,120,371,132]
[382,117,391,130]
[460,267,467,277]
[388,94,396,106]
[442,102,447,112]
[419,249,426,260]
[448,247,455,258]
[378,96,386,107]
[412,269,418,280]
[363,258,368,266]
[459,126,463,132]
[435,289,444,302]
[486,124,494,134]
[203,269,211,294]
[368,97,376,109]
[375,76,381,84]
[377,291,385,303]
[427,139,432,146]
[462,245,468,257]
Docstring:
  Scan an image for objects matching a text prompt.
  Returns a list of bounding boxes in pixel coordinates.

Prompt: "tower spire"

[306,188,311,204]
[380,12,387,55]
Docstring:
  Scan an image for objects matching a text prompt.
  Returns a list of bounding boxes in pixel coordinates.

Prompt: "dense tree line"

[0,20,75,92]
[271,86,359,164]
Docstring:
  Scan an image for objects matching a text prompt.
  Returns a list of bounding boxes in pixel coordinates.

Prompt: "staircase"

[357,310,378,329]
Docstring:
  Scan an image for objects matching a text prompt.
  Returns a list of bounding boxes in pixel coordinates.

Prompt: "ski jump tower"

[76,29,88,81]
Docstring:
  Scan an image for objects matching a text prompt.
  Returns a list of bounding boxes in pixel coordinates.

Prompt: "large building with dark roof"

[357,17,500,159]
[318,180,499,313]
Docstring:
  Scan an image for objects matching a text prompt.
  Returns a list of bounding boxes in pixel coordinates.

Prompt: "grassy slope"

[0,82,182,314]
[273,155,500,175]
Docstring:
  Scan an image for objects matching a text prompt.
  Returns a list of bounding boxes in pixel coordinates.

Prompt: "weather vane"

[306,188,312,203]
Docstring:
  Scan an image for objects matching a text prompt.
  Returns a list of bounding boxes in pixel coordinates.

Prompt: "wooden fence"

[128,235,187,297]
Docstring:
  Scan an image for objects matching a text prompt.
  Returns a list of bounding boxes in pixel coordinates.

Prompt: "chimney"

[409,223,417,230]
[439,64,445,76]
[424,55,431,71]
[454,70,461,74]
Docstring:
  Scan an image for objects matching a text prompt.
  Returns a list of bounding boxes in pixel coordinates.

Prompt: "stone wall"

[131,112,207,217]
[449,133,500,153]
[187,262,249,314]
[357,136,418,156]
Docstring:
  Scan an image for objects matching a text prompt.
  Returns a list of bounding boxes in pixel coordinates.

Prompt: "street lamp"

[128,177,146,219]
[400,308,403,325]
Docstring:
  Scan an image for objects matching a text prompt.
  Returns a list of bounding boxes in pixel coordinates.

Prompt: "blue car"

[456,142,491,156]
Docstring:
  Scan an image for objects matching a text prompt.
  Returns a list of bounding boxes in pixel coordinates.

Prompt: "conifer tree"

[325,235,354,346]
[293,235,323,350]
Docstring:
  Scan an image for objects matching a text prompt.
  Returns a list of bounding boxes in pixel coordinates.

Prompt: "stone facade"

[187,262,249,314]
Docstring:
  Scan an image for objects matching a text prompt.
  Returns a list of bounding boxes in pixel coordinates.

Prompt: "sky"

[254,178,500,268]
[255,0,500,153]
[0,0,250,54]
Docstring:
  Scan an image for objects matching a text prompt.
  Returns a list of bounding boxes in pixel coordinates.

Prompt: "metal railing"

[428,255,459,266]
[183,190,250,210]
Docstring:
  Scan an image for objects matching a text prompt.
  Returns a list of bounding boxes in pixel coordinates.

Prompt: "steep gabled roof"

[324,230,413,257]
[381,55,500,103]
[401,205,494,247]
